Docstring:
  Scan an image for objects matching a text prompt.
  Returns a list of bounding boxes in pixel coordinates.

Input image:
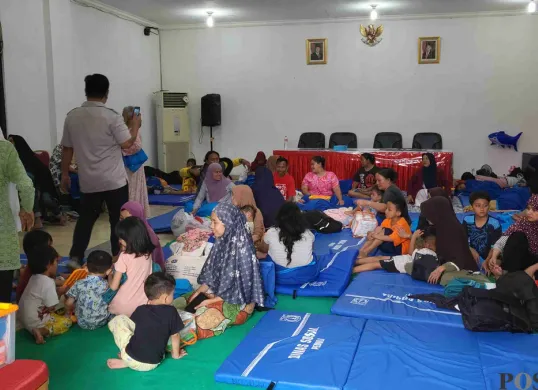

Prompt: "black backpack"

[303,211,343,234]
[458,286,532,333]
[411,252,439,282]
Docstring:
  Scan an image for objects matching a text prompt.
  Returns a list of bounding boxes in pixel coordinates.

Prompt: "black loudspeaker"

[201,94,221,127]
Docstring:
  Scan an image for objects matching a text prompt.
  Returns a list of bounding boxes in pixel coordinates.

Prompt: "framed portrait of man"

[306,38,327,65]
[418,37,440,64]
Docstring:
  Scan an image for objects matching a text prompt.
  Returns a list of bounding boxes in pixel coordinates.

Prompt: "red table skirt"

[273,149,453,192]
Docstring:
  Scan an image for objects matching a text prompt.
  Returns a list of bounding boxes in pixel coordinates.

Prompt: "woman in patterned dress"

[0,131,35,302]
[122,106,150,218]
[301,155,344,205]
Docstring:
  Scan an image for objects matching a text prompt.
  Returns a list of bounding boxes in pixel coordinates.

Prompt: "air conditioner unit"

[154,91,190,172]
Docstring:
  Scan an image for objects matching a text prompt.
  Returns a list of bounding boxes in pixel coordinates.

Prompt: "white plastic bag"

[171,209,193,237]
[167,310,197,349]
[350,211,378,238]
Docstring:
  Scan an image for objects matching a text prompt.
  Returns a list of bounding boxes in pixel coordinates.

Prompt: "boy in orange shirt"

[358,197,411,259]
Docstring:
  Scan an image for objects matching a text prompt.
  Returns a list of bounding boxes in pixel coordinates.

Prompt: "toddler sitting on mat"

[18,246,72,344]
[65,250,112,330]
[107,272,187,371]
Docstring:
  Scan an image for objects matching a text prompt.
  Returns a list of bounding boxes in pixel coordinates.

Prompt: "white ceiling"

[98,0,532,26]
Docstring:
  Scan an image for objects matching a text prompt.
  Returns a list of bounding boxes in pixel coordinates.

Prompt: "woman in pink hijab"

[120,201,165,270]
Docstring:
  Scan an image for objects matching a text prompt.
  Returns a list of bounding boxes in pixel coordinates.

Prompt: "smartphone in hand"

[133,106,141,116]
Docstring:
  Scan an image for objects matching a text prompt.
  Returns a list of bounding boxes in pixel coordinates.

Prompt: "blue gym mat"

[344,320,538,390]
[148,193,195,206]
[275,246,360,298]
[148,207,182,233]
[313,230,363,255]
[331,271,463,327]
[215,310,366,389]
[20,254,72,274]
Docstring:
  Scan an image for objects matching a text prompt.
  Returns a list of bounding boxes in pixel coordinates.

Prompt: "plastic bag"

[171,209,193,237]
[167,310,198,350]
[350,210,378,238]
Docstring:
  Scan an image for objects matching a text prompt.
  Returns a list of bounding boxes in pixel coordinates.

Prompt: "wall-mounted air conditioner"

[154,91,190,172]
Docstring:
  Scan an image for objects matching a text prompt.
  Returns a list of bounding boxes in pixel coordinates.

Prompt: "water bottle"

[284,136,288,150]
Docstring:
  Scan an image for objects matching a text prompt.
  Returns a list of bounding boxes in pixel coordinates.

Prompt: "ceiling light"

[529,0,537,13]
[370,5,378,21]
[206,11,214,27]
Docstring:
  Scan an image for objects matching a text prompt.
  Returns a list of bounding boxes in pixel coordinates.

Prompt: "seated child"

[461,191,502,267]
[18,246,72,344]
[107,272,187,371]
[65,250,113,330]
[240,204,256,235]
[358,197,411,258]
[349,185,384,225]
[16,230,54,302]
[108,217,155,317]
[180,158,200,193]
[354,229,436,274]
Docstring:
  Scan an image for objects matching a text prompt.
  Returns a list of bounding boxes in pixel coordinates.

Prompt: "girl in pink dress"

[108,216,154,317]
[122,106,150,218]
[301,156,344,204]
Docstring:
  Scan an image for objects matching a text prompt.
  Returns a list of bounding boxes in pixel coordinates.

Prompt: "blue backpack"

[444,278,486,298]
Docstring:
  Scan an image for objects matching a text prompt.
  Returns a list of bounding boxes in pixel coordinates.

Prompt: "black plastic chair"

[298,132,326,149]
[328,132,358,148]
[412,132,443,150]
[373,132,403,149]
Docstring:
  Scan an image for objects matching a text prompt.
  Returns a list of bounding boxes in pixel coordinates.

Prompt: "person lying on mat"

[358,198,411,259]
[354,229,436,276]
[348,153,379,199]
[107,272,187,371]
[274,157,296,201]
[264,202,315,268]
[192,163,235,216]
[301,156,344,206]
[407,153,448,205]
[483,194,538,276]
[180,203,264,340]
[355,168,410,224]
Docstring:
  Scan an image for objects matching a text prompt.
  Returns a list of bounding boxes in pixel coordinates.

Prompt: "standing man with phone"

[61,74,141,268]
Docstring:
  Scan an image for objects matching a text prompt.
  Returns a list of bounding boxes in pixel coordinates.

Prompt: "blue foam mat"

[331,271,463,327]
[344,320,538,390]
[215,310,366,389]
[275,246,360,298]
[20,254,71,274]
[148,207,182,233]
[148,193,195,206]
[313,229,363,255]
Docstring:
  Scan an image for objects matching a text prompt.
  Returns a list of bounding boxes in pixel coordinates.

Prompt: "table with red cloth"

[273,149,453,192]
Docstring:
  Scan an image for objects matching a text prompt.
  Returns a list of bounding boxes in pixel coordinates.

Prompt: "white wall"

[161,15,538,177]
[0,0,52,150]
[0,0,161,164]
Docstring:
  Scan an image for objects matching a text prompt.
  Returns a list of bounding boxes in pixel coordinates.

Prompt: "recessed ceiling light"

[370,5,378,21]
[206,11,214,27]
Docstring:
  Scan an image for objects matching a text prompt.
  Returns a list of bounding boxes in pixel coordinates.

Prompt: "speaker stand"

[210,126,214,151]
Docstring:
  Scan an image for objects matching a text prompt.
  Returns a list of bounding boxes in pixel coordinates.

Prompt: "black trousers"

[144,166,182,185]
[0,270,14,303]
[69,185,129,261]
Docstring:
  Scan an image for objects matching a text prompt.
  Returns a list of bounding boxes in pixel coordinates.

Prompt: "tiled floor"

[20,205,176,256]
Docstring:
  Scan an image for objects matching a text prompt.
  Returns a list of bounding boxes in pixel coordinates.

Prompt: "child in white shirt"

[18,246,72,344]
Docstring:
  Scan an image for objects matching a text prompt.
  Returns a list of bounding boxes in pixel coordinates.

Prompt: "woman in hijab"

[252,167,285,228]
[485,194,538,274]
[420,196,478,272]
[120,201,165,271]
[408,153,446,205]
[232,185,268,257]
[192,163,235,216]
[177,203,264,339]
[267,155,280,173]
[9,134,64,228]
[0,132,34,302]
[250,151,267,172]
[416,187,450,231]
